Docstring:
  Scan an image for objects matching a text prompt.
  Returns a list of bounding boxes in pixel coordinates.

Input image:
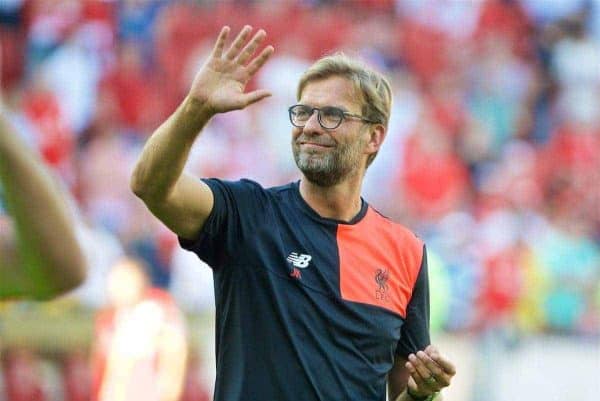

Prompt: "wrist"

[182,95,215,122]
[172,96,214,139]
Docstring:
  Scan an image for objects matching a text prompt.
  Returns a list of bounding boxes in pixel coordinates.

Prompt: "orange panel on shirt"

[337,208,424,318]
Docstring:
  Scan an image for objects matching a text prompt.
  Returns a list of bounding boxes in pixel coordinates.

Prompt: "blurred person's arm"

[130,25,274,239]
[0,112,86,299]
[388,346,455,401]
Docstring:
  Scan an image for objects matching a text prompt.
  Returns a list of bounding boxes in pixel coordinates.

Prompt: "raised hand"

[405,345,456,398]
[188,25,274,115]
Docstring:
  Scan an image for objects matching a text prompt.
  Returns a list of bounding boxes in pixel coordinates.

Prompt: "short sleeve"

[178,178,268,269]
[395,245,431,358]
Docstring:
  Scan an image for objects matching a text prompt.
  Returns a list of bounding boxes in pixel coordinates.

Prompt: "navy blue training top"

[180,179,430,401]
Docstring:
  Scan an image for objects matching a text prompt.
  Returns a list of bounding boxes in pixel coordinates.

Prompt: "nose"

[302,109,322,133]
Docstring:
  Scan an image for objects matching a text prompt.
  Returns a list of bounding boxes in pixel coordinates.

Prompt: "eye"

[293,106,312,120]
[321,107,344,119]
[320,107,343,122]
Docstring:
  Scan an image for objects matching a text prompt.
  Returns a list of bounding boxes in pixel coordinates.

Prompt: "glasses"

[288,104,378,130]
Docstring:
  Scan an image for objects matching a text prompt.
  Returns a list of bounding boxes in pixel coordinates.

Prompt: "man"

[0,111,86,300]
[131,25,455,401]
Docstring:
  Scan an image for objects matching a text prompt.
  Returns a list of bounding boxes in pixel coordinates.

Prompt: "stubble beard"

[292,137,365,187]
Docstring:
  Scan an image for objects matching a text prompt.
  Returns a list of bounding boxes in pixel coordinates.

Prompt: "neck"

[299,174,364,222]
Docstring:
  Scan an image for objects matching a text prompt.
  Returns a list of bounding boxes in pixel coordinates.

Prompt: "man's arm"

[388,346,456,401]
[0,113,86,299]
[130,25,274,239]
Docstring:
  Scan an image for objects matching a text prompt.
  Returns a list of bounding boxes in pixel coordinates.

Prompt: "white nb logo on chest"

[286,252,312,269]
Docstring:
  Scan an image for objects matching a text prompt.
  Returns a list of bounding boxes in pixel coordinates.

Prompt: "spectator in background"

[91,257,187,401]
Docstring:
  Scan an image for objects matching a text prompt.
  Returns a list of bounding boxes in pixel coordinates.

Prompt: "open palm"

[189,25,274,115]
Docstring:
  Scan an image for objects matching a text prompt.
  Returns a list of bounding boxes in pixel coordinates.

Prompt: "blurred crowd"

[2,1,600,400]
[1,0,599,340]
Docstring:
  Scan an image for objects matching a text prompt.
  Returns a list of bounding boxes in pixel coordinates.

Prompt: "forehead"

[299,76,360,110]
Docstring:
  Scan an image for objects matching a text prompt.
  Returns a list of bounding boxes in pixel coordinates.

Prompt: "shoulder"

[367,207,423,247]
[205,178,296,203]
[265,181,297,198]
[362,207,425,266]
[205,178,285,195]
[204,178,264,192]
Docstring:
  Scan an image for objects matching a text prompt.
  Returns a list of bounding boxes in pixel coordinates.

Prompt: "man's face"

[292,76,370,187]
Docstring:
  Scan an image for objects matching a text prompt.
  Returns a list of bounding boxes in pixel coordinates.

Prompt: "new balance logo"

[286,252,312,269]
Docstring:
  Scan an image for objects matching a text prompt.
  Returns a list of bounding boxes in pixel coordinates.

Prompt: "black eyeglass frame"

[288,104,379,130]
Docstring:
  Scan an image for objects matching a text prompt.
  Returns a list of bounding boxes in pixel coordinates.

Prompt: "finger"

[416,351,444,377]
[430,352,457,376]
[404,373,423,397]
[425,345,438,355]
[405,361,421,385]
[408,354,438,391]
[237,90,272,108]
[417,351,450,387]
[425,345,456,375]
[236,29,266,65]
[245,45,274,76]
[405,360,418,376]
[406,361,434,393]
[225,25,253,60]
[405,362,421,387]
[211,26,230,59]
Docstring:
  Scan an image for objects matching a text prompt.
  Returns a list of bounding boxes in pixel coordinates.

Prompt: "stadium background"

[0,0,599,400]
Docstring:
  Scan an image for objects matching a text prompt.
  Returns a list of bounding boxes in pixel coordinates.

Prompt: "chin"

[300,166,346,187]
[303,174,339,187]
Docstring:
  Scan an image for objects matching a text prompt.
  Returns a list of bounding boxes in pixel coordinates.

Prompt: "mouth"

[298,142,334,149]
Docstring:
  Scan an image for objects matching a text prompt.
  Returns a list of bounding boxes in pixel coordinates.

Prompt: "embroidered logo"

[375,268,390,302]
[287,252,312,280]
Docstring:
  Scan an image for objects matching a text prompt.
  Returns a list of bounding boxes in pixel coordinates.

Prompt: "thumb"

[407,376,418,391]
[238,90,271,108]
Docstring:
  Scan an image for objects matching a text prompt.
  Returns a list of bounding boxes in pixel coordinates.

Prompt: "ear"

[364,124,386,156]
